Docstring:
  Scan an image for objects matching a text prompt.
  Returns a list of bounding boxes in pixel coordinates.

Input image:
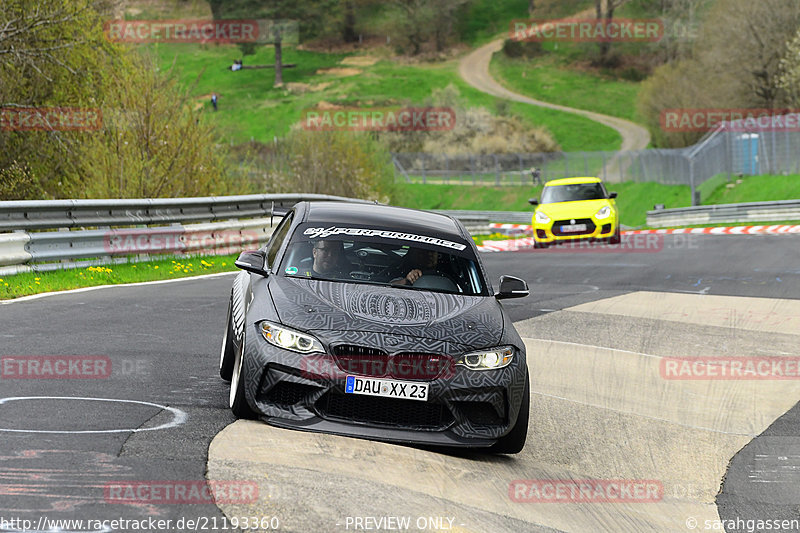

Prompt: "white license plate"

[345,376,428,402]
[560,224,587,233]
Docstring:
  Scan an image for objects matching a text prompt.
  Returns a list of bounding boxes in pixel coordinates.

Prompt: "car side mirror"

[495,275,529,300]
[608,192,618,199]
[235,250,268,276]
[528,198,539,206]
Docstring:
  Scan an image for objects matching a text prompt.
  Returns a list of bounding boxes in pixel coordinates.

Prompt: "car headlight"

[595,206,612,219]
[259,321,324,354]
[456,346,514,370]
[535,211,551,224]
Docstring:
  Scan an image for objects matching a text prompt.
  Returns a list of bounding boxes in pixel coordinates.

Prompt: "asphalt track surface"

[0,233,798,532]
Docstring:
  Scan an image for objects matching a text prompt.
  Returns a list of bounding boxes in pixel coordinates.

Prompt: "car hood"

[269,276,503,350]
[536,199,612,219]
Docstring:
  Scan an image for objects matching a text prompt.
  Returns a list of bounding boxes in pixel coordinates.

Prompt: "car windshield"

[278,224,488,296]
[541,183,607,203]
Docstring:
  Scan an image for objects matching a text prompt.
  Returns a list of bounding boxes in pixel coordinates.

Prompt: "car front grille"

[332,345,388,378]
[315,392,454,429]
[332,345,452,380]
[552,218,596,236]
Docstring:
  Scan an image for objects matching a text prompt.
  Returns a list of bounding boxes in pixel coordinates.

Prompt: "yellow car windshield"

[542,183,607,203]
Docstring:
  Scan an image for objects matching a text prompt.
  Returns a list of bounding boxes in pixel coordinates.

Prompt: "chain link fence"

[391,114,800,205]
[391,150,690,186]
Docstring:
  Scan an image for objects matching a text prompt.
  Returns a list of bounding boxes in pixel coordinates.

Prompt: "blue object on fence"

[735,133,759,175]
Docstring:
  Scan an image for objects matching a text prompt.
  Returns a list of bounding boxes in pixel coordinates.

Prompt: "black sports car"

[219,202,530,453]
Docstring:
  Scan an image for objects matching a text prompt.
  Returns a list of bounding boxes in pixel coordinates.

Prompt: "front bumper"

[533,216,617,244]
[240,324,528,446]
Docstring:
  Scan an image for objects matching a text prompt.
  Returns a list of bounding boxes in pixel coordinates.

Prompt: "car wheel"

[533,241,549,249]
[609,227,621,245]
[229,327,257,419]
[219,300,235,381]
[489,372,529,454]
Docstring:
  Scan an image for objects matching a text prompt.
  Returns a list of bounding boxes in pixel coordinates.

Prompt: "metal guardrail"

[647,200,800,228]
[0,194,534,275]
[433,210,533,225]
[0,193,373,231]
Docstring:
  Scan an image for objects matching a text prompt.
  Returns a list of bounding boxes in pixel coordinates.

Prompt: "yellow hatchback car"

[528,177,620,248]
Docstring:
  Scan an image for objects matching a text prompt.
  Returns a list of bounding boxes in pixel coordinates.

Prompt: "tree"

[637,0,800,147]
[388,0,431,55]
[342,0,358,43]
[593,0,632,66]
[779,28,800,106]
[0,0,230,199]
[431,0,468,53]
[0,0,115,196]
[642,0,710,63]
[388,0,466,55]
[209,0,333,88]
[75,54,228,198]
[699,0,800,109]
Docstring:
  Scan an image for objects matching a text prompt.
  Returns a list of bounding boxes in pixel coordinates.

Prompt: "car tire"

[230,328,257,419]
[489,372,529,454]
[219,300,235,381]
[609,227,621,245]
[533,241,549,249]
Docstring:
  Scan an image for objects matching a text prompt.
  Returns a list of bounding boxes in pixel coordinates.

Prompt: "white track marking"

[0,397,187,434]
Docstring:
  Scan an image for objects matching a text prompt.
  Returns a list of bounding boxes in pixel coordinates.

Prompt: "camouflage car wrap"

[222,202,529,449]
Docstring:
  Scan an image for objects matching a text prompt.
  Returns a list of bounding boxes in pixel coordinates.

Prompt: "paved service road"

[458,38,651,153]
[0,234,798,532]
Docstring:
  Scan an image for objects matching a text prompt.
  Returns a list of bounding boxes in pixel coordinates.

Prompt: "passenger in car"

[389,248,440,286]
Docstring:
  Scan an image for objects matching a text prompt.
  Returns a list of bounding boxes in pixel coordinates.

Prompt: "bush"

[250,129,394,203]
[502,38,544,59]
[0,161,45,201]
[379,84,559,154]
[72,53,230,198]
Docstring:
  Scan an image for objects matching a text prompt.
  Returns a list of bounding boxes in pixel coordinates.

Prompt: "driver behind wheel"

[390,248,440,286]
[306,239,354,278]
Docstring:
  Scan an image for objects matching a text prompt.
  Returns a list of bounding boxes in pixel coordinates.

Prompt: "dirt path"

[458,39,651,152]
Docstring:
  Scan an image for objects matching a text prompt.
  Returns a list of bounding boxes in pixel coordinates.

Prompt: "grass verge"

[0,255,238,300]
[703,175,800,205]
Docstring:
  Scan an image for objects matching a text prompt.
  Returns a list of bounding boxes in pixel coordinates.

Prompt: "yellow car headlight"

[595,206,612,219]
[260,321,324,354]
[456,346,514,370]
[535,211,551,224]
